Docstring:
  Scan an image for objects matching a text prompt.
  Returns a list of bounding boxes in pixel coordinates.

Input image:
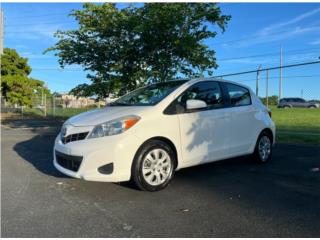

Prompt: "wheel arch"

[133,136,179,170]
[259,128,274,144]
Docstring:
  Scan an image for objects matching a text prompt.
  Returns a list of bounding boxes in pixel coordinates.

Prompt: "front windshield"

[110,80,187,106]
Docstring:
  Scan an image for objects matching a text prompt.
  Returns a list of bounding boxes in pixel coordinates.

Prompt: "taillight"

[268,110,272,118]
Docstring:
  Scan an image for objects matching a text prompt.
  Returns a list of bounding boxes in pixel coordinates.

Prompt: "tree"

[260,95,279,106]
[46,3,231,98]
[1,48,50,106]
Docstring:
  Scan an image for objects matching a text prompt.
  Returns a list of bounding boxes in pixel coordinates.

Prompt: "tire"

[253,131,273,163]
[131,140,176,191]
[308,105,316,109]
[283,105,291,109]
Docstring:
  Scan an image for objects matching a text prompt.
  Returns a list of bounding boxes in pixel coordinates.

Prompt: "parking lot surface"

[1,119,320,237]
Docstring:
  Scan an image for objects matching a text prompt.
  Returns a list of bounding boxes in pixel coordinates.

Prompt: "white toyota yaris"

[54,78,275,191]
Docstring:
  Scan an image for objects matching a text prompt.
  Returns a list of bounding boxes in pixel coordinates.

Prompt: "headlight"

[88,115,140,139]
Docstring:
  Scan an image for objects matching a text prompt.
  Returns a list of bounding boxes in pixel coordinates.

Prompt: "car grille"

[61,132,89,144]
[55,150,83,172]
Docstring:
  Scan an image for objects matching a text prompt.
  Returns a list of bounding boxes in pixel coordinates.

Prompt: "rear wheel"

[308,105,316,109]
[283,105,291,109]
[253,131,273,163]
[132,140,175,191]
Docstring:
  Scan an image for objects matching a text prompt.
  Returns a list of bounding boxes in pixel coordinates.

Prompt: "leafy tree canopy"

[1,48,31,76]
[1,48,50,106]
[260,95,279,106]
[46,3,231,98]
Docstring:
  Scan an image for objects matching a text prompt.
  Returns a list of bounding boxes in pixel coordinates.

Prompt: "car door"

[174,81,232,167]
[296,98,306,108]
[221,82,257,156]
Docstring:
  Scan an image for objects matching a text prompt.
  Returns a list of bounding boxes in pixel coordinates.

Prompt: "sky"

[2,2,320,99]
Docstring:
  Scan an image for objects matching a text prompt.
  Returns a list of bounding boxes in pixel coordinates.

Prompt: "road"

[1,119,320,237]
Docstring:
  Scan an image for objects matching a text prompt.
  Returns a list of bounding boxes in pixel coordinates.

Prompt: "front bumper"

[53,132,142,182]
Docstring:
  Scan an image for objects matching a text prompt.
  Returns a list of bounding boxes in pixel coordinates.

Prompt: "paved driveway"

[1,119,320,237]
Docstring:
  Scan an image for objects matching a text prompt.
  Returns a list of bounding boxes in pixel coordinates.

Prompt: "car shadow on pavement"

[10,119,67,178]
[2,118,64,131]
[14,135,68,178]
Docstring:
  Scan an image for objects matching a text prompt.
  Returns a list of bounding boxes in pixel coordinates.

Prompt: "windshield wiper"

[108,102,131,106]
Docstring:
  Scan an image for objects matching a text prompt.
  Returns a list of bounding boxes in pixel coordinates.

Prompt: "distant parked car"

[278,98,319,109]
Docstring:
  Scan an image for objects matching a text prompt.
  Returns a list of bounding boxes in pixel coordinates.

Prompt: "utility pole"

[53,95,55,118]
[266,70,269,107]
[44,94,47,117]
[256,65,262,96]
[279,46,283,102]
[0,9,4,54]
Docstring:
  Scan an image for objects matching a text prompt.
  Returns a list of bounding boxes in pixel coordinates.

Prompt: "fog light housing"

[98,163,114,174]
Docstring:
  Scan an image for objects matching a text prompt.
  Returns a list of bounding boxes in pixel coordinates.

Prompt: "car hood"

[65,106,150,127]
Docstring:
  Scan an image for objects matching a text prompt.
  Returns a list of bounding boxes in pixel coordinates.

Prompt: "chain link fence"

[1,63,319,144]
[223,63,320,106]
[1,64,319,116]
[1,95,105,119]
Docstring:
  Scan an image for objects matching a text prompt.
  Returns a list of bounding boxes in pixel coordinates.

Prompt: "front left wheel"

[131,140,175,191]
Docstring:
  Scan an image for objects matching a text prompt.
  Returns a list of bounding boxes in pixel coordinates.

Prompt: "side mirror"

[186,99,207,110]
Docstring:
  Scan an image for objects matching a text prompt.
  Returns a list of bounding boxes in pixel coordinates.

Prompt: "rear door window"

[224,83,251,107]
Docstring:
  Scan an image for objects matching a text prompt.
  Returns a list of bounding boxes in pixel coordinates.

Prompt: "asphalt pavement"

[1,119,320,237]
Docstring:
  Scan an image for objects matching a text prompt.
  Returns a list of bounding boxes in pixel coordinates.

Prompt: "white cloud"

[229,7,320,48]
[220,52,319,65]
[259,7,320,36]
[309,39,320,45]
[20,51,56,59]
[234,25,320,48]
[6,23,62,40]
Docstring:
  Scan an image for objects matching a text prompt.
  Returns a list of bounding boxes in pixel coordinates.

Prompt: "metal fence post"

[44,94,47,117]
[266,70,269,108]
[256,65,262,96]
[53,96,55,118]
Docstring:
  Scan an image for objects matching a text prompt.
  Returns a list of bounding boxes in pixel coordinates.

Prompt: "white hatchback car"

[54,78,275,191]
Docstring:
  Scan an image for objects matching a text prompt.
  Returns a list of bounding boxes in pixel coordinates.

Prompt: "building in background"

[60,94,96,108]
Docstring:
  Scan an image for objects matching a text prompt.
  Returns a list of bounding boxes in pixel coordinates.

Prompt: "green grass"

[269,106,320,145]
[22,107,92,119]
[270,106,320,133]
[21,105,320,145]
[276,134,320,146]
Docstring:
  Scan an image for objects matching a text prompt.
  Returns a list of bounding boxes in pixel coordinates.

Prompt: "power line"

[19,46,320,61]
[5,30,58,34]
[214,60,320,78]
[5,19,320,47]
[29,57,320,72]
[218,47,320,61]
[5,20,75,28]
[211,25,320,46]
[231,74,320,83]
[5,12,71,19]
[32,68,83,71]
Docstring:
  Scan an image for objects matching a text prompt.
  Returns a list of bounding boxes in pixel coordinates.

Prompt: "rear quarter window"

[224,83,251,107]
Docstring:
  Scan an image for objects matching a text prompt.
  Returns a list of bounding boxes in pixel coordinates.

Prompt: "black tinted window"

[225,83,251,106]
[177,81,223,109]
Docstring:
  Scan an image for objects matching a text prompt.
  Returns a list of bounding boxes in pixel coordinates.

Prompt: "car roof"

[184,77,252,91]
[281,98,303,100]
